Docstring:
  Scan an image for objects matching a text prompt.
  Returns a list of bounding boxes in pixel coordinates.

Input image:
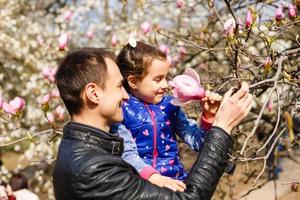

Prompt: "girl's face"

[130,58,170,104]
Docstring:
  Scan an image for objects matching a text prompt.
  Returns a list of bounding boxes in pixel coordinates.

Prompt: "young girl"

[113,41,221,191]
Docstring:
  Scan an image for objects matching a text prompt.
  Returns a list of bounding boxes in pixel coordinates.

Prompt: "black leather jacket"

[53,122,233,200]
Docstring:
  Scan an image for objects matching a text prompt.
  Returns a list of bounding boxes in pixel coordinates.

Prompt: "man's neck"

[71,112,110,132]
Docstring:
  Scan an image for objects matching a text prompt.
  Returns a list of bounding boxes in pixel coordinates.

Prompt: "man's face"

[98,58,129,125]
[132,58,170,104]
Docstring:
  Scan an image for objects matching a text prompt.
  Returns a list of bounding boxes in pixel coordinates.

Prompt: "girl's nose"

[161,78,169,90]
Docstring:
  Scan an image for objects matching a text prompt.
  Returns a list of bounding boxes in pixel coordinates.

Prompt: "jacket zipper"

[144,104,158,168]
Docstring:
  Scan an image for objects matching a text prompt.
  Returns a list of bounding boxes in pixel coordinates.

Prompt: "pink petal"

[245,10,253,28]
[41,93,51,104]
[176,0,184,8]
[140,21,151,34]
[58,33,69,51]
[9,97,25,112]
[184,68,201,85]
[3,102,16,115]
[111,34,118,47]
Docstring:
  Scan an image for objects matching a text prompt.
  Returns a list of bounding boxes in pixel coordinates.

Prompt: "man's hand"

[200,91,222,123]
[212,82,253,134]
[148,173,186,192]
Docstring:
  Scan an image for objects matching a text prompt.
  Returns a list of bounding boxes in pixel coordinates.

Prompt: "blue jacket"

[115,95,208,180]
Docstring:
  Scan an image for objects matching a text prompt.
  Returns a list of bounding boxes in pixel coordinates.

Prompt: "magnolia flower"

[9,97,25,112]
[55,105,65,121]
[275,5,284,21]
[267,101,273,112]
[263,56,272,72]
[64,10,72,21]
[86,30,94,39]
[46,112,54,124]
[288,4,297,19]
[3,97,25,115]
[58,33,69,51]
[42,67,56,83]
[178,46,187,60]
[111,34,118,47]
[51,89,60,98]
[168,68,205,106]
[41,93,51,105]
[2,102,15,115]
[176,0,184,8]
[245,9,253,28]
[223,18,236,38]
[140,21,151,34]
[159,44,170,54]
[0,92,3,109]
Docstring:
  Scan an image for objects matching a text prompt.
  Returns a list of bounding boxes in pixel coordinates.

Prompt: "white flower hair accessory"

[128,32,137,48]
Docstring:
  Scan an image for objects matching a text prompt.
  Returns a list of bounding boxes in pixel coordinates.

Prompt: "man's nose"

[122,87,129,100]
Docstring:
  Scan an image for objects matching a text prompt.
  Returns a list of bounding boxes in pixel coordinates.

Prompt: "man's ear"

[127,75,139,90]
[84,83,101,104]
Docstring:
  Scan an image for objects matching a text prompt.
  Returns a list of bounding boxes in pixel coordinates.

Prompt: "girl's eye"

[154,76,163,82]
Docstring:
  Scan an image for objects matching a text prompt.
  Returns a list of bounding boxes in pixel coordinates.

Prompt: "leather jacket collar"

[63,122,124,156]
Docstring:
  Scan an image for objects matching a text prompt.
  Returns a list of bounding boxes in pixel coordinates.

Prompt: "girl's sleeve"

[173,108,212,151]
[115,124,159,180]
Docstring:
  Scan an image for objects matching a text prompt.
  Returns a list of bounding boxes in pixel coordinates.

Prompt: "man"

[52,47,253,200]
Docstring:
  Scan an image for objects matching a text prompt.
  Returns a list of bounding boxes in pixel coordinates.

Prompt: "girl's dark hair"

[116,41,167,91]
[55,48,115,116]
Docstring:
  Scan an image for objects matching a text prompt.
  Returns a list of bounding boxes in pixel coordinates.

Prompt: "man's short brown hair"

[55,48,115,115]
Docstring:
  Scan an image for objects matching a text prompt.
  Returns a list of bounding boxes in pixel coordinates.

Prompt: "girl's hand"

[148,173,186,192]
[200,91,222,123]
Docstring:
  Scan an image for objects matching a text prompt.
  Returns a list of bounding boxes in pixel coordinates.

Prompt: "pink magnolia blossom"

[245,9,253,28]
[55,105,65,121]
[176,0,184,8]
[275,5,284,21]
[42,67,56,83]
[288,4,297,19]
[178,46,187,60]
[267,101,273,112]
[140,21,152,34]
[223,18,236,38]
[9,97,25,112]
[58,33,69,51]
[41,93,51,104]
[46,112,54,124]
[168,68,205,106]
[263,56,272,72]
[2,102,15,115]
[3,97,25,115]
[64,10,73,21]
[111,34,118,47]
[159,44,170,54]
[51,89,60,98]
[0,92,3,109]
[86,30,94,39]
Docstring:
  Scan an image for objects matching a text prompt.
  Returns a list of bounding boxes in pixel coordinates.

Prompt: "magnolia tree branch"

[240,45,300,155]
[0,128,62,148]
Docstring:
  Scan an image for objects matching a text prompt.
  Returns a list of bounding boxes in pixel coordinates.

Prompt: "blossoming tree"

[0,0,299,199]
